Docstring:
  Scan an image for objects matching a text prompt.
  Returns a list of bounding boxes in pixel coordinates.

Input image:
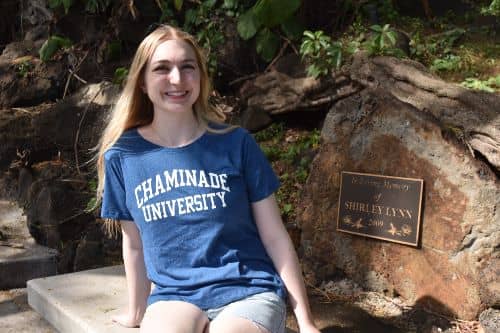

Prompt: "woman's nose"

[169,67,181,84]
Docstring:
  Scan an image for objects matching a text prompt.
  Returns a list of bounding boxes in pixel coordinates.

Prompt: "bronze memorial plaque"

[337,171,424,246]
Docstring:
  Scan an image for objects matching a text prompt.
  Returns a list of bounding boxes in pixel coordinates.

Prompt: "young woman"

[96,25,320,333]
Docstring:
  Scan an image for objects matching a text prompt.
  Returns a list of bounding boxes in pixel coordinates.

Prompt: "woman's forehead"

[150,39,197,64]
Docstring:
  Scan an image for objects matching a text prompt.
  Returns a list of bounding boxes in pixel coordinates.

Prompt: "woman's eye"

[153,66,169,72]
[182,64,195,70]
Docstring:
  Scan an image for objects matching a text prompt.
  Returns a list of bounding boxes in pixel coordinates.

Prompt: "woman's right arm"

[112,220,151,328]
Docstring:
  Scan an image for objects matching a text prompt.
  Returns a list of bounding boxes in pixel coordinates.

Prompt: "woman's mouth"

[166,91,188,97]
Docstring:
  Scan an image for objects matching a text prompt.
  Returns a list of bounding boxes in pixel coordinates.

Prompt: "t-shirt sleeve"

[101,153,133,220]
[241,130,280,202]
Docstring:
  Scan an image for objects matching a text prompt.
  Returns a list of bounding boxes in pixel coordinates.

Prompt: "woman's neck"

[141,111,204,148]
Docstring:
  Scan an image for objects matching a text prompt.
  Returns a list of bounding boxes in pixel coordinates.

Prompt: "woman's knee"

[140,300,208,333]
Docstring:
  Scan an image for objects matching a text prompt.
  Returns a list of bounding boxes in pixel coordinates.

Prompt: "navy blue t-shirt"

[101,126,286,309]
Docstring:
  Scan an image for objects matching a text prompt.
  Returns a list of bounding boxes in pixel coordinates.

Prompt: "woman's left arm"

[252,194,321,333]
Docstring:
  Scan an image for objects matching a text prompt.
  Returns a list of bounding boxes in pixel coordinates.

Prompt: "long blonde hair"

[96,25,227,234]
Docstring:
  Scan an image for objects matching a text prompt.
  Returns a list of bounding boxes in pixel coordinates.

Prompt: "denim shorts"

[205,292,287,333]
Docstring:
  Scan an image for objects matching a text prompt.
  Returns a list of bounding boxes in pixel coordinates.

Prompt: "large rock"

[0,40,66,108]
[0,82,121,271]
[0,82,119,171]
[349,54,500,171]
[299,88,499,320]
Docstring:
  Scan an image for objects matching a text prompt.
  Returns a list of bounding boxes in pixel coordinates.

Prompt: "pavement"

[0,200,57,290]
[0,200,57,332]
[0,288,55,333]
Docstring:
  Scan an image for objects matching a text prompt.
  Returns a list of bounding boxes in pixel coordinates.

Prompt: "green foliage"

[48,0,75,14]
[39,35,73,62]
[410,28,465,64]
[158,1,177,25]
[256,28,280,62]
[256,124,320,218]
[112,67,128,86]
[238,10,260,40]
[481,0,500,16]
[237,0,303,61]
[222,0,239,17]
[254,122,285,141]
[85,197,97,213]
[361,0,398,23]
[84,178,98,213]
[182,0,225,74]
[105,40,122,62]
[251,0,301,28]
[364,24,404,57]
[461,75,500,92]
[48,0,113,14]
[430,54,462,72]
[173,0,184,11]
[300,24,408,78]
[16,60,33,78]
[259,126,320,166]
[300,30,343,78]
[85,0,113,14]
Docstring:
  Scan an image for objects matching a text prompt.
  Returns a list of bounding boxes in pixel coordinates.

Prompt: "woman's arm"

[112,220,151,328]
[252,195,320,333]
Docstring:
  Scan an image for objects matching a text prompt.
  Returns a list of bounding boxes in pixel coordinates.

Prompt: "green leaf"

[280,15,303,40]
[256,28,279,62]
[52,35,72,48]
[329,42,343,69]
[204,0,217,8]
[386,30,396,46]
[48,0,62,9]
[283,203,293,214]
[223,0,238,8]
[237,10,260,40]
[113,67,129,85]
[303,30,315,40]
[38,35,72,62]
[173,0,183,11]
[106,40,122,61]
[65,0,75,10]
[253,0,301,28]
[185,9,197,27]
[85,197,97,213]
[39,38,60,62]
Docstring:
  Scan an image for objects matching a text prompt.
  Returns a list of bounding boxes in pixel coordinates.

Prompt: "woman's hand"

[111,312,141,328]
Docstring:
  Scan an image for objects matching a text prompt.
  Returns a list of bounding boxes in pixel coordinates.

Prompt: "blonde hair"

[96,25,228,235]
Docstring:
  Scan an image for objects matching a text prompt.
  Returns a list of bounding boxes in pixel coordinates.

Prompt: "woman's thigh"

[208,316,269,333]
[140,300,209,333]
[206,292,286,333]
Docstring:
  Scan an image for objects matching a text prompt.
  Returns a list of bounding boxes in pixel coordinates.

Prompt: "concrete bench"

[28,265,133,333]
[27,265,399,333]
[28,266,298,333]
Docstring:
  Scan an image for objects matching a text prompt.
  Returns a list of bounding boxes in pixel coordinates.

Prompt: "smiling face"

[142,39,201,115]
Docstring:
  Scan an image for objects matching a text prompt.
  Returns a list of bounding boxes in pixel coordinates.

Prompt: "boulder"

[299,87,499,320]
[0,82,121,271]
[0,40,67,108]
[0,82,119,171]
